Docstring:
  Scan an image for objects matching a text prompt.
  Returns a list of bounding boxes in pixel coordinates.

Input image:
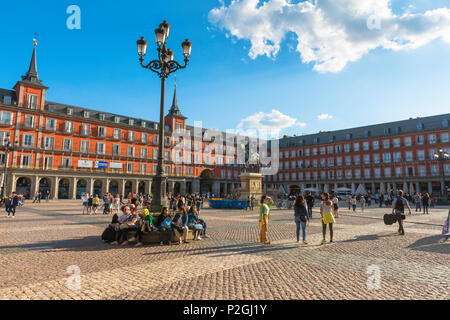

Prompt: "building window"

[374,168,381,178]
[23,115,35,128]
[353,143,360,152]
[99,113,105,121]
[20,154,32,168]
[346,133,352,140]
[81,124,90,136]
[63,139,72,151]
[320,147,326,155]
[344,144,350,153]
[61,157,71,168]
[372,140,380,150]
[141,133,148,144]
[43,156,53,170]
[3,96,12,105]
[441,132,449,143]
[128,131,135,141]
[373,154,380,164]
[22,134,34,147]
[114,116,120,123]
[353,155,360,165]
[384,167,391,178]
[43,136,54,150]
[442,119,449,128]
[45,119,56,131]
[417,150,425,161]
[404,137,412,147]
[112,144,120,156]
[80,140,90,153]
[363,141,369,151]
[67,108,73,115]
[26,94,38,109]
[382,139,390,149]
[415,135,424,145]
[393,138,400,148]
[393,152,402,162]
[382,153,391,163]
[405,151,413,161]
[153,135,159,145]
[428,133,437,144]
[113,128,121,140]
[64,121,73,133]
[0,111,12,125]
[363,154,370,164]
[129,119,134,126]
[395,167,402,177]
[418,166,426,177]
[127,146,135,157]
[417,122,424,130]
[98,126,106,138]
[127,163,134,173]
[140,164,147,174]
[83,111,90,118]
[141,148,147,159]
[364,168,371,178]
[97,142,106,155]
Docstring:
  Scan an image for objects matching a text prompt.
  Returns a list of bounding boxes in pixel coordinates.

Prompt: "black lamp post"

[434,148,449,198]
[1,133,13,198]
[137,21,192,210]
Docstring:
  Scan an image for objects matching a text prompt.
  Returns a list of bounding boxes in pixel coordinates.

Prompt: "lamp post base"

[150,175,168,213]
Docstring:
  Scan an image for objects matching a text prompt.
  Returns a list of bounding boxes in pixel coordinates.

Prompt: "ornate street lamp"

[137,21,192,210]
[434,148,449,198]
[1,133,13,198]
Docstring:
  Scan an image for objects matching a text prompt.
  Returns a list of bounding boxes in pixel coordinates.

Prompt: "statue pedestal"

[239,173,263,201]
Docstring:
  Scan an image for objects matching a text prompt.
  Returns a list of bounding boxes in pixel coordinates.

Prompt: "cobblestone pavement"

[0,201,448,300]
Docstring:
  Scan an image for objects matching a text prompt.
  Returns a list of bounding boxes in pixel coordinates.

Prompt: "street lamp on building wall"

[1,133,14,198]
[434,148,449,198]
[136,21,192,210]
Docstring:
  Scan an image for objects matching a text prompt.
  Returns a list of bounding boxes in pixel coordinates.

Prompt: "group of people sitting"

[107,203,207,247]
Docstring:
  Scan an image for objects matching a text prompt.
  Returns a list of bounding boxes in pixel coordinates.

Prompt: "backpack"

[395,197,405,212]
[101,226,116,243]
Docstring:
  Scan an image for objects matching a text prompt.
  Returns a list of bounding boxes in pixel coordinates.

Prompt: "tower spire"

[22,37,41,84]
[167,75,185,118]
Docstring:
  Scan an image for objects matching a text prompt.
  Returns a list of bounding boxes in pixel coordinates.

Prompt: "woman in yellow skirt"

[320,192,335,245]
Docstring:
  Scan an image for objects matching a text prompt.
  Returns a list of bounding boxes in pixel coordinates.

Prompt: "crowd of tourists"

[100,192,208,247]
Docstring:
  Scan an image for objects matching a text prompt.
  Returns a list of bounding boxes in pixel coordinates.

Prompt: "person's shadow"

[406,235,449,254]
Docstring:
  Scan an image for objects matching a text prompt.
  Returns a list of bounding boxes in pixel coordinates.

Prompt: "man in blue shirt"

[392,190,412,235]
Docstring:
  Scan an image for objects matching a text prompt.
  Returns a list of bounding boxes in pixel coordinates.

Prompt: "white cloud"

[318,113,333,120]
[209,0,450,73]
[236,109,305,136]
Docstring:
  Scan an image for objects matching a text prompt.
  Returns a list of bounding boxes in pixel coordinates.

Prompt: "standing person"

[414,193,422,212]
[195,195,202,213]
[360,196,366,212]
[347,194,352,210]
[422,193,430,215]
[332,194,339,218]
[379,193,383,208]
[82,194,89,215]
[259,195,273,245]
[320,193,335,244]
[250,196,255,211]
[92,194,100,215]
[87,195,93,215]
[305,192,314,219]
[37,192,41,203]
[45,190,50,202]
[246,196,250,211]
[294,195,309,244]
[392,190,412,236]
[114,194,121,214]
[4,195,12,217]
[9,192,19,218]
[351,196,357,212]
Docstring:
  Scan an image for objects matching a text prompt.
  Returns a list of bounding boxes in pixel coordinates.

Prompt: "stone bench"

[124,213,198,244]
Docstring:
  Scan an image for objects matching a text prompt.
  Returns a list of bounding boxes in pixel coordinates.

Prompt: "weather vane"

[33,33,39,46]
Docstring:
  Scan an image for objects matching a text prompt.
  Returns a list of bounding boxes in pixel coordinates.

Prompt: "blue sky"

[1,0,450,137]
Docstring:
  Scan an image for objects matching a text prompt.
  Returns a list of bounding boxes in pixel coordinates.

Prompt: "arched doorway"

[39,177,51,196]
[186,181,192,194]
[58,178,70,199]
[138,181,146,195]
[200,169,214,194]
[289,185,301,196]
[76,179,87,199]
[174,182,181,196]
[109,180,119,196]
[124,181,133,197]
[16,177,31,199]
[93,180,103,197]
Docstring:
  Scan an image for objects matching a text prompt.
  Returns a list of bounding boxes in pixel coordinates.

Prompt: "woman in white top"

[82,194,89,215]
[114,194,121,214]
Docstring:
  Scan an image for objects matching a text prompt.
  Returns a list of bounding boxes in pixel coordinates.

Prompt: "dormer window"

[83,111,90,118]
[129,119,134,126]
[67,107,73,116]
[442,119,448,128]
[141,121,146,128]
[417,122,424,130]
[114,116,120,123]
[346,133,352,140]
[364,130,371,138]
[3,96,12,105]
[99,113,105,121]
[26,94,38,109]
